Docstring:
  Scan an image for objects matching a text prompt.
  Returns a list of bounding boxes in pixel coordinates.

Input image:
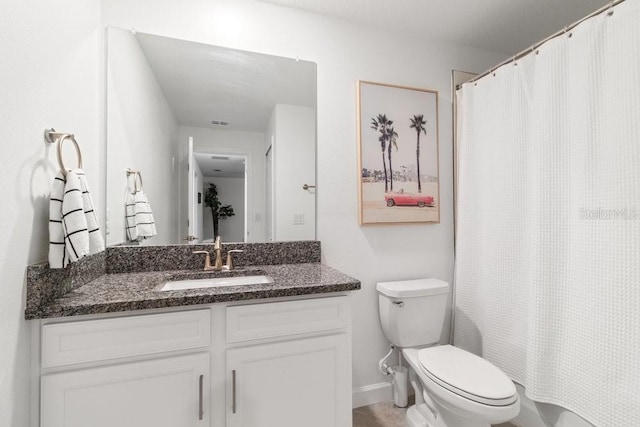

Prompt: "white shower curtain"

[454,2,640,425]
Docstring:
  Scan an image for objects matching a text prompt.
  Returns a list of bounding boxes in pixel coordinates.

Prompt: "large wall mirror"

[105,27,317,246]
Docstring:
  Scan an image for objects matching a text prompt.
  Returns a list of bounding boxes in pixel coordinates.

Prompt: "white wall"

[0,0,101,425]
[106,28,179,245]
[178,126,265,242]
[203,177,245,242]
[193,157,204,241]
[101,0,506,402]
[265,111,276,241]
[268,104,316,241]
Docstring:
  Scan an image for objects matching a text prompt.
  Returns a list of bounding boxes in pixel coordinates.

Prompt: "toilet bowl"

[377,278,520,427]
[403,347,519,427]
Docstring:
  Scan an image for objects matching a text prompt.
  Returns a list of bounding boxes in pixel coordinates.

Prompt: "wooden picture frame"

[357,80,440,224]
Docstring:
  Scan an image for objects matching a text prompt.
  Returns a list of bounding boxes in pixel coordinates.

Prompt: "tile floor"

[352,400,517,427]
[353,400,410,427]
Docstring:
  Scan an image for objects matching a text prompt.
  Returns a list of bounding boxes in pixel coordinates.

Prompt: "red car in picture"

[385,192,434,208]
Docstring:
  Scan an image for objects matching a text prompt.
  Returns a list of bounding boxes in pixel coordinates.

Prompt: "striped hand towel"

[49,169,105,268]
[125,190,157,242]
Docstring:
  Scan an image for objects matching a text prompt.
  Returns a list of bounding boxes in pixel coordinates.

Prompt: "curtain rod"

[464,0,625,87]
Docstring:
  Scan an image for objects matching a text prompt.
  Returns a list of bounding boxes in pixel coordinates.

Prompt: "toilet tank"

[377,278,449,348]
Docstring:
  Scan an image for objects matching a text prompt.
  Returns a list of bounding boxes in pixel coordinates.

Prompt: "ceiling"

[194,153,246,179]
[259,0,609,55]
[135,33,316,132]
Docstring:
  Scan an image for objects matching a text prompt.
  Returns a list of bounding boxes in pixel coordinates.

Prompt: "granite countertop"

[31,263,360,319]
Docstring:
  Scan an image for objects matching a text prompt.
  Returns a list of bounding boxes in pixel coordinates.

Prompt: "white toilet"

[377,278,520,427]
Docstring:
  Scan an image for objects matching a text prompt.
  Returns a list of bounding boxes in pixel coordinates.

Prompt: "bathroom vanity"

[35,296,351,427]
[26,242,360,427]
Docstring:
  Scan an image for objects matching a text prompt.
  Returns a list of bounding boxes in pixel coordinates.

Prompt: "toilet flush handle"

[393,301,404,308]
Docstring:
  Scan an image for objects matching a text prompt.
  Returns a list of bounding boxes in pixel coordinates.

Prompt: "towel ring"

[133,173,143,193]
[126,169,143,194]
[44,129,83,177]
[57,134,83,176]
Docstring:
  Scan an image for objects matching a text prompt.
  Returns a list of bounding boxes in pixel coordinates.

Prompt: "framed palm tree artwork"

[357,80,440,225]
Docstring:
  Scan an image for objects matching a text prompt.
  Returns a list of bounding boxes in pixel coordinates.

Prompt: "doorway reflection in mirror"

[105,28,317,246]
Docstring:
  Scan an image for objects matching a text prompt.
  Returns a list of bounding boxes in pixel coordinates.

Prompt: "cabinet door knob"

[199,374,204,420]
[232,370,237,414]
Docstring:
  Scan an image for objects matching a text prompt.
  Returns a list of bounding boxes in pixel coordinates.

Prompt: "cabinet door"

[226,334,351,427]
[41,353,210,427]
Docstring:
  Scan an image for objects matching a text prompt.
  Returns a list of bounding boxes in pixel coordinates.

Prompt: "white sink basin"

[160,275,273,291]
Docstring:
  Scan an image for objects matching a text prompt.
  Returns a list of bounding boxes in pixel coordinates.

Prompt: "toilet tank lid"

[377,278,449,298]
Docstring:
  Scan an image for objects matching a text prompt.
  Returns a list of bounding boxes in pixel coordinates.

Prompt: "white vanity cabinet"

[41,353,210,427]
[226,335,350,427]
[225,297,352,427]
[34,294,352,427]
[38,310,212,427]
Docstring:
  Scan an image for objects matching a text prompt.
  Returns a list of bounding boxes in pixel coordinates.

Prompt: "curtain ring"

[57,134,83,177]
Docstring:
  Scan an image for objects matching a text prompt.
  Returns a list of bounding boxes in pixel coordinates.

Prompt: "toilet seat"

[418,345,517,406]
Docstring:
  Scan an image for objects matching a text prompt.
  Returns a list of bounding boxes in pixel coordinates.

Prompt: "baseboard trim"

[352,382,393,408]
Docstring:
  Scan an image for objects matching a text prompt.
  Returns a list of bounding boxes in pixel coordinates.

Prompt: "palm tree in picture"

[386,126,398,192]
[371,114,393,192]
[410,114,427,193]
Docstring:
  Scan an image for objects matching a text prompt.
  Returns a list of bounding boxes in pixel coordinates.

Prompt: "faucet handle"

[224,249,244,271]
[193,250,212,270]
